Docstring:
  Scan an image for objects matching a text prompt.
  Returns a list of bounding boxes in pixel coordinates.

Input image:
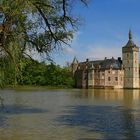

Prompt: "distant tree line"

[0,57,74,88]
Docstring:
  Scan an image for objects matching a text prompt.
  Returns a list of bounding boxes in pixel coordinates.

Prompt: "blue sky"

[52,0,140,66]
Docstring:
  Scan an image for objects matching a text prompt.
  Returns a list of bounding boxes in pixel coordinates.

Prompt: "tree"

[0,0,88,58]
[16,58,75,87]
[0,0,88,86]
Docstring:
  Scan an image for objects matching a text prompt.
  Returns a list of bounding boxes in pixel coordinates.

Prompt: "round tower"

[122,30,139,88]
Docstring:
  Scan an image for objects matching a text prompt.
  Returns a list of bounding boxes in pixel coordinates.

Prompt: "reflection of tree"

[0,96,6,128]
[0,96,4,108]
[0,113,7,128]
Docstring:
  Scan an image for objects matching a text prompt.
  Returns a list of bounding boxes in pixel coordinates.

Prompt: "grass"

[5,85,73,91]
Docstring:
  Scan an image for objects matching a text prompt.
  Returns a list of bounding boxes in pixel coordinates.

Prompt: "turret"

[71,56,78,75]
[122,30,139,88]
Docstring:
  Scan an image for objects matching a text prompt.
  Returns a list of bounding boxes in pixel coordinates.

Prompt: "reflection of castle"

[72,30,139,89]
[83,89,140,101]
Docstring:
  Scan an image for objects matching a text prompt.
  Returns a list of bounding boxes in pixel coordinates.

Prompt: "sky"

[52,0,140,66]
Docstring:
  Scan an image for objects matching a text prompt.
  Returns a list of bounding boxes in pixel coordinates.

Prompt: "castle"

[71,30,139,89]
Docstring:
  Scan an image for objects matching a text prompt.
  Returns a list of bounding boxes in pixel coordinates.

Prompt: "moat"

[0,89,140,140]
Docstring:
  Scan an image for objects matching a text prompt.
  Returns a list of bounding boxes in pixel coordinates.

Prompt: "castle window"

[89,73,93,79]
[127,60,129,64]
[84,75,87,80]
[135,53,137,58]
[115,77,118,81]
[108,70,110,73]
[129,67,130,71]
[127,53,129,57]
[108,77,111,81]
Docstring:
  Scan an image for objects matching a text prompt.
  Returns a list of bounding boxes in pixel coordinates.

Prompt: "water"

[0,89,140,140]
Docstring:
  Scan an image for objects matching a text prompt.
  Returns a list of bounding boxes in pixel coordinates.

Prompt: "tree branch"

[62,0,66,17]
[34,4,57,41]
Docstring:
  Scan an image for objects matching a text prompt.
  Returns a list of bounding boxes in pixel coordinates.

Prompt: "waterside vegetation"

[0,57,74,88]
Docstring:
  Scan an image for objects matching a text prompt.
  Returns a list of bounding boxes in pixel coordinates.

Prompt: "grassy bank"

[5,85,73,91]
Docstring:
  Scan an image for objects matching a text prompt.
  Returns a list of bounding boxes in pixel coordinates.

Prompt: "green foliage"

[14,58,75,87]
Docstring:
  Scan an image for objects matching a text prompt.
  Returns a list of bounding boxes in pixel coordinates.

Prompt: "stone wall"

[123,51,139,88]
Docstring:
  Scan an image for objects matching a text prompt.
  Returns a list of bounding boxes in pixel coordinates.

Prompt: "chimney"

[86,58,89,62]
[118,57,121,62]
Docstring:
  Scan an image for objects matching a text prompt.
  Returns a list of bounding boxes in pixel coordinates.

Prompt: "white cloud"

[85,45,122,60]
[63,47,75,55]
[69,29,129,61]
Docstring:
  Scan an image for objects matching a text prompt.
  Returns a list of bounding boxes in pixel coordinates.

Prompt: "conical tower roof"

[122,30,139,52]
[124,30,137,48]
[72,56,78,64]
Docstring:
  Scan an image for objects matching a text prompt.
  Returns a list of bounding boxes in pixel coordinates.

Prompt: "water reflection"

[0,89,140,140]
[57,105,140,139]
[73,89,140,101]
[0,105,47,114]
[0,114,7,128]
[57,89,140,140]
